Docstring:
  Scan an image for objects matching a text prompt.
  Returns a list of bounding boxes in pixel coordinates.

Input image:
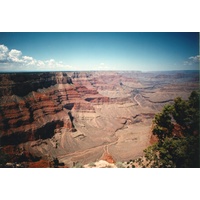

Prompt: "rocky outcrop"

[0,72,110,147]
[0,71,198,167]
[0,72,72,97]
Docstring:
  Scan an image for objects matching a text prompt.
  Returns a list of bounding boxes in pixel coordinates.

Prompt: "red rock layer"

[0,72,110,146]
[101,152,115,164]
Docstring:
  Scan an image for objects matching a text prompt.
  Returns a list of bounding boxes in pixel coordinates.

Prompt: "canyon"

[0,70,199,167]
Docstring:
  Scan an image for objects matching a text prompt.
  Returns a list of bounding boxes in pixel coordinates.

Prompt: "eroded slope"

[0,71,198,167]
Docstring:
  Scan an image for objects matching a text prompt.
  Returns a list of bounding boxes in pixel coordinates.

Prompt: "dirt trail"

[58,136,119,164]
[134,94,142,108]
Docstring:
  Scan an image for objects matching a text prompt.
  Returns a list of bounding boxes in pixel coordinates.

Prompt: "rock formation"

[0,71,198,167]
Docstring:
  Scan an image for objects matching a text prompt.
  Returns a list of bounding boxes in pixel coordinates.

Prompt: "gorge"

[0,70,198,167]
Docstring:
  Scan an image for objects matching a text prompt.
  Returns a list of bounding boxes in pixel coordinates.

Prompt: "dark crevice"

[25,102,34,123]
[0,120,64,146]
[0,132,29,146]
[68,112,76,132]
[64,103,74,110]
[2,118,10,130]
[85,98,95,102]
[34,121,64,140]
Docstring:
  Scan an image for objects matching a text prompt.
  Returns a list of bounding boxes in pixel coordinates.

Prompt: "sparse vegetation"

[73,162,84,168]
[52,157,60,167]
[0,71,199,168]
[104,165,113,168]
[88,162,96,167]
[116,161,125,168]
[142,91,199,168]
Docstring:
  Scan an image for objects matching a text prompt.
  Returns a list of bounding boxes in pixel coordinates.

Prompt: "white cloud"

[23,56,34,62]
[0,44,72,71]
[189,55,200,62]
[36,60,45,67]
[46,59,55,66]
[183,55,199,67]
[0,44,8,53]
[0,44,9,61]
[8,49,22,62]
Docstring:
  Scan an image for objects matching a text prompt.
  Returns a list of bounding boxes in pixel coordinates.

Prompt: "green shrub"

[116,162,125,168]
[73,162,84,168]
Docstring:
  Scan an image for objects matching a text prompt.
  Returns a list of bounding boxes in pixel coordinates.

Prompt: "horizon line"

[0,69,199,74]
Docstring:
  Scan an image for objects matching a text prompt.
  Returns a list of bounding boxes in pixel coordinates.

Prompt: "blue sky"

[0,32,199,72]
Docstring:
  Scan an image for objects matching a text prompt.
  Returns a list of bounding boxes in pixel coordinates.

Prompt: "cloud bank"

[0,44,72,72]
[183,55,200,67]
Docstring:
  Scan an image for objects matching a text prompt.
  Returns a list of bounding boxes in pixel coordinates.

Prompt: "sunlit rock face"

[0,71,198,167]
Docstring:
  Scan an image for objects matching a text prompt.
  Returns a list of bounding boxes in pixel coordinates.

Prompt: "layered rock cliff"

[0,71,198,167]
[0,72,108,147]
